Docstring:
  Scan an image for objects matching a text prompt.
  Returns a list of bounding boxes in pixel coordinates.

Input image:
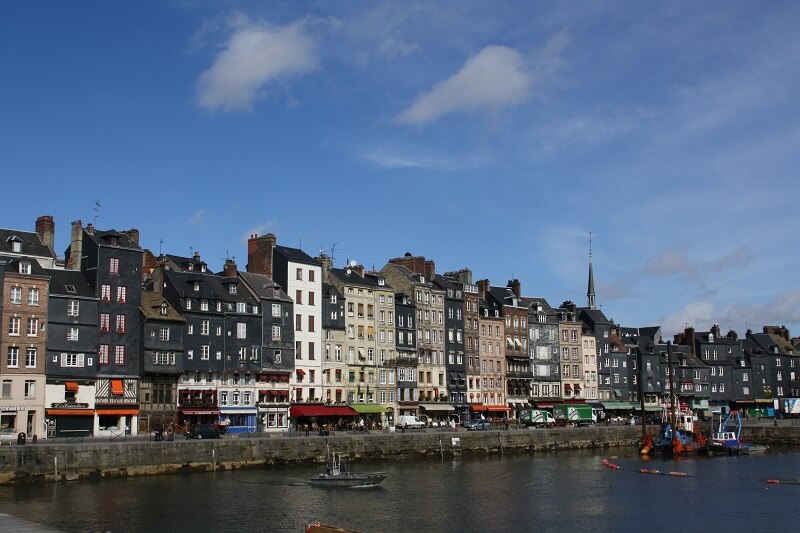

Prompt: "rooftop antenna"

[93,201,101,225]
[330,243,346,265]
[159,239,164,255]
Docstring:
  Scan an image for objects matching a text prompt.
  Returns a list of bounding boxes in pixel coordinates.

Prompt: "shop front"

[45,403,94,439]
[348,403,387,429]
[219,406,257,433]
[290,404,359,432]
[95,406,139,437]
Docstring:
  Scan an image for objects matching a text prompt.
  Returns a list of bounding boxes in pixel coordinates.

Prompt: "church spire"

[587,232,596,310]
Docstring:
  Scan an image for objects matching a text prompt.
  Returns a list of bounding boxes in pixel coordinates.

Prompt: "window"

[8,317,20,336]
[101,284,111,301]
[296,268,303,280]
[116,314,127,333]
[186,299,192,310]
[309,270,315,282]
[68,327,79,341]
[272,325,281,340]
[295,290,303,305]
[115,345,125,364]
[309,292,315,306]
[100,313,110,332]
[237,323,246,339]
[187,324,194,335]
[24,380,36,398]
[25,347,36,368]
[26,317,39,336]
[200,299,209,311]
[98,345,109,364]
[272,304,281,317]
[274,350,282,364]
[10,286,21,304]
[109,257,120,274]
[229,284,237,295]
[201,320,209,335]
[201,345,210,360]
[117,286,127,303]
[28,288,40,305]
[19,262,31,274]
[308,315,315,332]
[62,353,85,367]
[159,328,170,341]
[7,347,19,367]
[68,300,80,316]
[296,314,302,331]
[309,342,315,360]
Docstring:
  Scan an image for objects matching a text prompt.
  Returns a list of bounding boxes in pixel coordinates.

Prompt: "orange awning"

[65,381,80,392]
[110,379,124,395]
[46,409,94,416]
[96,408,139,416]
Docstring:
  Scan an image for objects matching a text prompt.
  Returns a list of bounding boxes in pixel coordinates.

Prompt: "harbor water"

[0,447,798,532]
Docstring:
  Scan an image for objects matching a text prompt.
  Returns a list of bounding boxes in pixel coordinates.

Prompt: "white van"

[396,415,426,429]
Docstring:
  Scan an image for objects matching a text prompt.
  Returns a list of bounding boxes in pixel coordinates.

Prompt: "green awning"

[348,403,386,414]
[644,405,662,412]
[601,401,638,410]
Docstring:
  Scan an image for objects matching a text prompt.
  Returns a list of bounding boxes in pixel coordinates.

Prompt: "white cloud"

[357,143,491,171]
[658,289,800,338]
[240,223,276,244]
[396,45,533,125]
[196,16,317,112]
[378,36,420,58]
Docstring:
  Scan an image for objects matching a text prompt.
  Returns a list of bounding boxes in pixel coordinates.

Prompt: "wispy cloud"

[195,14,317,112]
[357,142,492,171]
[186,209,208,228]
[240,222,276,244]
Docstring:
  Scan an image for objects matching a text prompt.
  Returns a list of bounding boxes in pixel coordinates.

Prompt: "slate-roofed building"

[432,274,468,423]
[238,270,295,432]
[319,279,346,406]
[478,297,506,416]
[0,216,58,269]
[558,301,584,403]
[394,293,417,416]
[247,233,323,405]
[138,292,184,433]
[524,296,561,408]
[44,268,98,438]
[65,221,143,436]
[443,269,480,423]
[746,326,797,412]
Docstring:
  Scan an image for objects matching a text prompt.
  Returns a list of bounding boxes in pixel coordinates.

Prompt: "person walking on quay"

[359,417,365,432]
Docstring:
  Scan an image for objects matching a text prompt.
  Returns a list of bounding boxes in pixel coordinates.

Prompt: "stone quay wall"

[0,425,796,485]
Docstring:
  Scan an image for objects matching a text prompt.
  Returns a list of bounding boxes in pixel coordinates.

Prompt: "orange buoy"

[767,479,780,484]
[639,469,650,474]
[669,472,687,477]
[609,464,620,470]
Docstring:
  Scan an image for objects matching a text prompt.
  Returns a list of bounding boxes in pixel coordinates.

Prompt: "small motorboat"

[309,451,387,488]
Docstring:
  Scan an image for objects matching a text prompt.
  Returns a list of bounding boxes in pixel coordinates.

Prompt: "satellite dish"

[349,259,357,267]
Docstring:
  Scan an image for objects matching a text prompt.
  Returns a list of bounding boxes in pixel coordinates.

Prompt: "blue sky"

[2,1,799,338]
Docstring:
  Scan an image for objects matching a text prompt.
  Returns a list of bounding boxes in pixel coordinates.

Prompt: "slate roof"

[140,292,185,321]
[86,229,141,249]
[274,245,319,266]
[46,268,96,298]
[0,228,55,259]
[330,267,383,288]
[238,271,291,302]
[0,254,48,275]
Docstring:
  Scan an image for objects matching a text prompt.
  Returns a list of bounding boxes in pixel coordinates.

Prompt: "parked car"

[464,419,492,431]
[186,424,225,439]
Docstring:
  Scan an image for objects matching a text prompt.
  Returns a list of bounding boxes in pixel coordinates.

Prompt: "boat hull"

[309,472,388,488]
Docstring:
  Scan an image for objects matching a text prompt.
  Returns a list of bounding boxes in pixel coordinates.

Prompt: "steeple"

[587,232,596,310]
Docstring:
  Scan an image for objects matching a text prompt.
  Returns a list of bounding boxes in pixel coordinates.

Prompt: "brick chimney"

[317,254,332,283]
[125,228,140,247]
[223,258,238,279]
[69,220,83,270]
[684,327,696,355]
[710,324,721,339]
[351,264,365,278]
[35,215,55,253]
[389,253,435,279]
[477,279,490,303]
[507,279,521,298]
[247,233,276,277]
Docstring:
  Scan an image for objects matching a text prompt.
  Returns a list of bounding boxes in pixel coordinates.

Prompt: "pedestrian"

[359,417,365,432]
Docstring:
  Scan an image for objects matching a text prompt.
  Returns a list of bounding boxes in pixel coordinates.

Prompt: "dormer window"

[8,236,22,253]
[229,284,237,295]
[200,265,207,273]
[160,303,168,316]
[65,285,76,294]
[419,276,425,283]
[377,279,385,286]
[19,261,31,274]
[188,263,194,271]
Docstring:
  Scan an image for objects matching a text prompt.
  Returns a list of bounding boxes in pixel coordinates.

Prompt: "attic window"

[193,281,200,291]
[19,261,31,274]
[65,285,76,294]
[188,263,194,271]
[229,284,237,295]
[377,279,385,286]
[160,303,168,316]
[9,238,22,253]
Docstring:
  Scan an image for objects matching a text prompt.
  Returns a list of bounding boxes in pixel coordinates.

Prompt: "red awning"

[290,405,358,418]
[296,368,306,377]
[573,384,581,391]
[471,405,489,412]
[46,409,94,416]
[96,408,139,416]
[564,384,572,392]
[486,406,511,412]
[65,381,79,392]
[110,379,124,395]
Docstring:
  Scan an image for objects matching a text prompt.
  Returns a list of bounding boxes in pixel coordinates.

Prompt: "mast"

[587,232,596,310]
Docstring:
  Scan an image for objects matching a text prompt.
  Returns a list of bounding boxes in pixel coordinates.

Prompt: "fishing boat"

[309,450,387,488]
[708,410,761,455]
[652,406,706,456]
